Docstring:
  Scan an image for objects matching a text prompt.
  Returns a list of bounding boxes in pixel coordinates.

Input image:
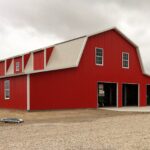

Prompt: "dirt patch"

[0,109,150,150]
[0,108,137,124]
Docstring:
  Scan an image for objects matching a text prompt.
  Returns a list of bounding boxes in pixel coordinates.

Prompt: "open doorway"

[122,84,138,106]
[97,82,117,107]
[147,85,150,105]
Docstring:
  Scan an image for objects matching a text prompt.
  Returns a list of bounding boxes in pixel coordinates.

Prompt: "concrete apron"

[100,106,150,112]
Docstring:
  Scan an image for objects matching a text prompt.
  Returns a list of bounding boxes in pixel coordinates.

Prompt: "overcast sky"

[0,0,150,73]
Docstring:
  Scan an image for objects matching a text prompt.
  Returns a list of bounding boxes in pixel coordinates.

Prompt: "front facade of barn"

[0,27,150,110]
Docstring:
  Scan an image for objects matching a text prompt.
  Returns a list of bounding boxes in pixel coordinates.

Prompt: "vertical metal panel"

[33,51,44,70]
[0,61,5,76]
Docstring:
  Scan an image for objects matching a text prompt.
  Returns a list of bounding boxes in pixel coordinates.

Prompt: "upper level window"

[16,62,20,72]
[4,80,10,100]
[122,52,129,68]
[96,48,103,65]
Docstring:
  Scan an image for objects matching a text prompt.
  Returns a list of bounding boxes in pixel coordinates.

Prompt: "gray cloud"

[0,0,150,73]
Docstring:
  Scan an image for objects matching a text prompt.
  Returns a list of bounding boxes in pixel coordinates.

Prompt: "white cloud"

[0,0,150,72]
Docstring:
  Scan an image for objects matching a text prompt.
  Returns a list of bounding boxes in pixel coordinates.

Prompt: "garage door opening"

[97,82,117,107]
[147,85,150,105]
[122,84,138,106]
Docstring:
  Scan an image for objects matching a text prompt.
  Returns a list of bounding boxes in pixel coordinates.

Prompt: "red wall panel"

[0,61,5,76]
[30,29,150,110]
[0,75,27,110]
[6,59,12,71]
[46,47,53,64]
[33,51,44,70]
[14,57,22,73]
[24,53,30,68]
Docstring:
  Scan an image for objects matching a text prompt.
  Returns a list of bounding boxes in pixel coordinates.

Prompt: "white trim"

[95,48,104,66]
[27,74,30,111]
[122,52,129,69]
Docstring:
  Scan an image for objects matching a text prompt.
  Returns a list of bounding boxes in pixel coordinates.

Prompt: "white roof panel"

[46,36,87,71]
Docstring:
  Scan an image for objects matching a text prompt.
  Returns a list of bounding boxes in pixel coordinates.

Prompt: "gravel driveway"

[0,109,150,150]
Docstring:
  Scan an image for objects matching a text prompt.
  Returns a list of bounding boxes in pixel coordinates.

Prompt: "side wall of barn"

[29,29,150,110]
[0,75,27,110]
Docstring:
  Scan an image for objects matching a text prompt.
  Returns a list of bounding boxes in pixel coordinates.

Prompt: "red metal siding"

[0,61,5,76]
[14,57,22,73]
[46,47,53,64]
[24,53,30,68]
[6,59,12,71]
[30,29,150,110]
[0,75,27,110]
[30,68,96,110]
[33,51,44,70]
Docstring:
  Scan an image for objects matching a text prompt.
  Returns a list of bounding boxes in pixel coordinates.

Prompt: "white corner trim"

[27,74,30,111]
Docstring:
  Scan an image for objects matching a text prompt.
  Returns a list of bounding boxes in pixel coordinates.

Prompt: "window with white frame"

[96,48,103,65]
[4,80,10,99]
[16,62,20,72]
[122,52,129,68]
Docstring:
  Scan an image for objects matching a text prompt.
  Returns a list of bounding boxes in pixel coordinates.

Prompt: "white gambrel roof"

[46,37,87,71]
[0,27,148,78]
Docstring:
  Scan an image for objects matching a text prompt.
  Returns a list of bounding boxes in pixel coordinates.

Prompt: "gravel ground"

[0,109,150,150]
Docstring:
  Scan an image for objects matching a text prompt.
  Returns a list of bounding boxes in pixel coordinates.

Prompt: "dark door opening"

[122,84,138,106]
[147,85,150,105]
[98,82,117,107]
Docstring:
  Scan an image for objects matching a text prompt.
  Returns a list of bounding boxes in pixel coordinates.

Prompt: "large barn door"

[122,84,138,106]
[98,82,117,107]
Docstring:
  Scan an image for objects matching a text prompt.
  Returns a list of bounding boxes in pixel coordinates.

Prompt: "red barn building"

[0,27,150,111]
